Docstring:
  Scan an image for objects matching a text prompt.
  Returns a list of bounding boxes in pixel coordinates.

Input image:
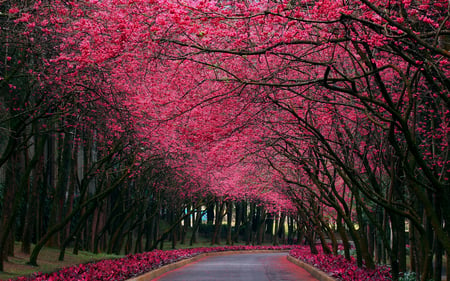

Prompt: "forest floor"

[0,242,122,280]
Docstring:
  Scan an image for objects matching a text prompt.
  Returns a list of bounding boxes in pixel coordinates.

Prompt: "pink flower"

[9,7,20,14]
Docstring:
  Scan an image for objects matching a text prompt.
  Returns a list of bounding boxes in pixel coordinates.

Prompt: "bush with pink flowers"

[289,248,392,281]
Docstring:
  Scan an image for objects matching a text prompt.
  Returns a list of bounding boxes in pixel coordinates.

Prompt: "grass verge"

[0,242,122,280]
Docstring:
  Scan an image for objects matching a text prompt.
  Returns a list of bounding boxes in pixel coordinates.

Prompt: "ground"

[0,242,121,280]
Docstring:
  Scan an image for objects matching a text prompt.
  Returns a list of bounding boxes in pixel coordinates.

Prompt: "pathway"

[153,252,318,281]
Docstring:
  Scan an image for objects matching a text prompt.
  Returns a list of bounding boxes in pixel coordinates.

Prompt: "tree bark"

[226,201,233,245]
[28,168,130,266]
[211,200,225,245]
[0,132,46,270]
[233,201,243,243]
[190,208,204,246]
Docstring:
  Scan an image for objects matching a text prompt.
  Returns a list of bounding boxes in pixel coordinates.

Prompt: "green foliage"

[399,272,416,281]
[399,272,432,281]
[337,248,357,258]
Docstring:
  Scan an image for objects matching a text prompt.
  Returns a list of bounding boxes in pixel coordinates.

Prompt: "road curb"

[286,255,337,281]
[127,250,337,281]
[126,250,289,281]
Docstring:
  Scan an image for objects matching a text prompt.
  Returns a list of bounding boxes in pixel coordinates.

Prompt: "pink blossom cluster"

[11,245,297,281]
[289,248,392,281]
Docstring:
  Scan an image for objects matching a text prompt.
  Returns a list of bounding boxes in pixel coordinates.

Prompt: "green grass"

[0,243,122,280]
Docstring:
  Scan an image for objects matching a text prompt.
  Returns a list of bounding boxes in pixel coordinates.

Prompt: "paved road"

[153,253,318,281]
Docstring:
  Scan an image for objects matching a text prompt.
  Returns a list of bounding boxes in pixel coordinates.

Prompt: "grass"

[0,242,122,281]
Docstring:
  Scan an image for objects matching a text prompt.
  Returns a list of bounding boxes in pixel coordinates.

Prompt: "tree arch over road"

[0,0,448,280]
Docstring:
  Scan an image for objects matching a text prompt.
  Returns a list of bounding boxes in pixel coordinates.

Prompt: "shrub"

[289,248,392,281]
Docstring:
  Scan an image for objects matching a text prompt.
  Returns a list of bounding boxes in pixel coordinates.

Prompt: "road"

[153,252,318,281]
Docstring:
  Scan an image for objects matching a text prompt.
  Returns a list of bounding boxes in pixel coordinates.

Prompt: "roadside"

[0,238,269,280]
[0,242,121,280]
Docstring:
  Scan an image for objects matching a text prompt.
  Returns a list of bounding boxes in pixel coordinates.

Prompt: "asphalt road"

[153,253,318,281]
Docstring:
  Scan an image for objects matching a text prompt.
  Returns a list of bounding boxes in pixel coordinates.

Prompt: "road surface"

[153,252,318,281]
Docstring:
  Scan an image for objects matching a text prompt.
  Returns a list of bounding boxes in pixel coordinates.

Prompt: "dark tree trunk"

[1,154,17,264]
[233,201,242,243]
[277,213,286,244]
[0,132,46,270]
[190,209,204,246]
[226,201,233,245]
[337,215,351,260]
[256,207,266,245]
[207,204,214,225]
[265,216,274,241]
[59,203,97,261]
[47,132,73,248]
[171,209,180,249]
[246,202,255,245]
[108,209,134,254]
[211,201,225,245]
[273,215,279,246]
[28,169,130,266]
[135,218,144,253]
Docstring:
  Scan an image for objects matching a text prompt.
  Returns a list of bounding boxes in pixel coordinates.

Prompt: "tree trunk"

[337,214,351,260]
[180,205,190,245]
[277,213,286,244]
[28,169,130,266]
[0,132,46,270]
[321,217,338,255]
[265,216,274,242]
[207,204,214,225]
[108,209,134,254]
[256,207,266,245]
[170,209,179,249]
[273,215,279,246]
[1,154,17,265]
[47,132,73,248]
[190,208,204,246]
[21,149,43,254]
[246,202,255,245]
[211,200,225,245]
[135,218,144,254]
[233,201,242,243]
[226,201,233,245]
[59,202,97,261]
[287,216,294,244]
